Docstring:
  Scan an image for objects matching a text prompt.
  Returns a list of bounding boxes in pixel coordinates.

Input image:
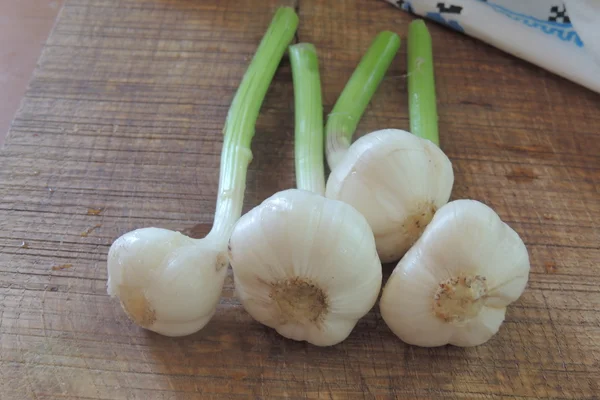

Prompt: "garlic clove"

[379,251,452,347]
[272,317,358,347]
[448,306,506,347]
[230,189,382,346]
[107,228,228,337]
[326,268,382,320]
[380,199,530,347]
[326,128,454,263]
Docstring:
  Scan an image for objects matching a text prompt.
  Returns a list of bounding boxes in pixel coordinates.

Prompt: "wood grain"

[1,0,599,398]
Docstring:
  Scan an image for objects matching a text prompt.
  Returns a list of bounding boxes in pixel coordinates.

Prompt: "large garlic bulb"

[229,189,382,346]
[107,228,228,336]
[380,199,530,347]
[326,128,454,263]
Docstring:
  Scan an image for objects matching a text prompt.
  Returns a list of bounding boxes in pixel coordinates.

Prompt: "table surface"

[0,0,64,146]
[1,0,599,398]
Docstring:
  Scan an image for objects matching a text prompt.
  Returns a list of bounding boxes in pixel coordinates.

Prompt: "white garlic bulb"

[326,128,454,263]
[380,199,530,347]
[105,7,299,337]
[107,228,228,336]
[229,189,382,346]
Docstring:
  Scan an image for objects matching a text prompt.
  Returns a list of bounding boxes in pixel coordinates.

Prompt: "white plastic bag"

[385,0,600,93]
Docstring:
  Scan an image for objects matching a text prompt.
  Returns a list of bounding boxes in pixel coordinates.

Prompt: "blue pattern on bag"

[479,1,584,47]
[424,12,465,33]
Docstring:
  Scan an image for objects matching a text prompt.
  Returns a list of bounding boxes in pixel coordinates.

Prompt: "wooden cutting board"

[1,0,599,398]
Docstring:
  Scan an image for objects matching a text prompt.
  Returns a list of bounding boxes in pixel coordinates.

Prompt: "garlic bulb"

[379,199,530,347]
[106,7,299,336]
[229,189,382,346]
[107,229,228,336]
[326,128,453,262]
[324,25,452,263]
[228,43,383,346]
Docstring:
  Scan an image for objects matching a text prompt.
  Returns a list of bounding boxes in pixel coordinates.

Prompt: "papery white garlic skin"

[326,128,454,263]
[380,199,530,347]
[107,228,228,337]
[229,189,382,346]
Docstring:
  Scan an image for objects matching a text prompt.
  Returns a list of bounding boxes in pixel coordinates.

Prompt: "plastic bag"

[385,0,600,93]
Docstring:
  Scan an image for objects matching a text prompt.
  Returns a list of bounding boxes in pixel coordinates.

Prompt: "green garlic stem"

[289,43,325,195]
[408,19,439,146]
[209,7,299,241]
[325,31,401,169]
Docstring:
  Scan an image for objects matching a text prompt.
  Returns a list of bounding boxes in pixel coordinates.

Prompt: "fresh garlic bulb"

[326,128,454,263]
[229,189,382,346]
[107,229,228,336]
[227,42,383,347]
[380,199,530,347]
[105,7,299,337]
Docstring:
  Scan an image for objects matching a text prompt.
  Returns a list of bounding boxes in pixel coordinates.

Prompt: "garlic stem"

[325,31,400,169]
[289,43,325,195]
[209,7,300,240]
[408,20,439,146]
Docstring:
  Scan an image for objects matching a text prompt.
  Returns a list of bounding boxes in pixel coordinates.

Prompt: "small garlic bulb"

[229,189,382,346]
[326,128,454,263]
[380,199,530,347]
[107,228,228,337]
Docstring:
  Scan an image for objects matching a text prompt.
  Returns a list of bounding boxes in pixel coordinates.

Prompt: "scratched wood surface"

[1,0,599,398]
